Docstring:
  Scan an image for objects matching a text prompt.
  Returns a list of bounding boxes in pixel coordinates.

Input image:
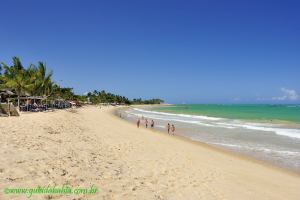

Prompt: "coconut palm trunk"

[17,94,20,110]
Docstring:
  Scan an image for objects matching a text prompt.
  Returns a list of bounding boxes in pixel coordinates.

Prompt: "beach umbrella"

[0,89,15,95]
[5,90,15,95]
[0,90,16,116]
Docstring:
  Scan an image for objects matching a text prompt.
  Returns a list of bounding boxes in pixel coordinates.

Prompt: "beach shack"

[52,98,72,109]
[19,96,47,112]
[0,89,19,116]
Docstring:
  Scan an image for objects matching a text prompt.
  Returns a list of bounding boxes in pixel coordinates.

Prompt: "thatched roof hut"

[0,89,16,102]
[0,89,19,116]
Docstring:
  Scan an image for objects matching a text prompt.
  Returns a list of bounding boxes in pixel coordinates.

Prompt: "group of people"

[136,117,176,135]
[167,123,176,135]
[136,118,154,128]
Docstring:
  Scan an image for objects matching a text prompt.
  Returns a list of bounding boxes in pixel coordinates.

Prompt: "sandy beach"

[1,106,300,200]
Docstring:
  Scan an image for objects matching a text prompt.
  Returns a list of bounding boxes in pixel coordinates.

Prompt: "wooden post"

[7,98,10,117]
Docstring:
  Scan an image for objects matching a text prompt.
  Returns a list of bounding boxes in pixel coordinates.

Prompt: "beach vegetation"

[0,57,164,106]
[131,98,164,104]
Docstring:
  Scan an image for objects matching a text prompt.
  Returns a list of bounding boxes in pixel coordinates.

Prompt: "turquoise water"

[153,104,300,124]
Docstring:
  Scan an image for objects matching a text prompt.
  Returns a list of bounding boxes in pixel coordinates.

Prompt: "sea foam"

[131,108,300,139]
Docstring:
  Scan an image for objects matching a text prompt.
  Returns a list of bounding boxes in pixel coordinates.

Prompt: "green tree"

[27,62,53,96]
[0,57,29,109]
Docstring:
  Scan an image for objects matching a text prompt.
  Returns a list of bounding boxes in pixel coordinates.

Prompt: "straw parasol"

[0,89,16,116]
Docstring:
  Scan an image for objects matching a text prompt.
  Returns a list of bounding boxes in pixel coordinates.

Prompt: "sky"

[0,0,299,104]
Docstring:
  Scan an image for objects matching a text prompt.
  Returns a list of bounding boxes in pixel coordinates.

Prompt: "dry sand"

[0,106,299,200]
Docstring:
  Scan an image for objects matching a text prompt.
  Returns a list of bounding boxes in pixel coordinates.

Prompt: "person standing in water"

[145,119,148,128]
[151,120,154,128]
[167,123,170,134]
[171,124,175,135]
[137,119,140,128]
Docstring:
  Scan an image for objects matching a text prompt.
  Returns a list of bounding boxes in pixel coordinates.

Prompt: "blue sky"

[0,0,299,104]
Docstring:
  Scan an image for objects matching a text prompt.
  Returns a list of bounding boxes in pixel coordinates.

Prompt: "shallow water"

[117,105,300,173]
[155,104,300,124]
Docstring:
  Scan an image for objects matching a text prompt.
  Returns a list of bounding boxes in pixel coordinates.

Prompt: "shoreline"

[121,105,300,173]
[113,106,300,177]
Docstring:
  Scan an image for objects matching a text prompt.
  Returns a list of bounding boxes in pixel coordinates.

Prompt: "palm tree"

[26,62,53,97]
[0,64,3,87]
[1,57,29,109]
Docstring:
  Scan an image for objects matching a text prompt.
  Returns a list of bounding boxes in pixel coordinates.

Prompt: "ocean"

[118,104,300,172]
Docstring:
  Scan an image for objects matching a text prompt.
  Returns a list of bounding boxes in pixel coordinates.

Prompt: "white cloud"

[272,88,299,101]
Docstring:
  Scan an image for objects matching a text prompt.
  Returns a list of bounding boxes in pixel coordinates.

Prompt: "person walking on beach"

[167,123,170,134]
[137,119,140,128]
[151,120,154,128]
[171,124,175,135]
[145,119,148,128]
